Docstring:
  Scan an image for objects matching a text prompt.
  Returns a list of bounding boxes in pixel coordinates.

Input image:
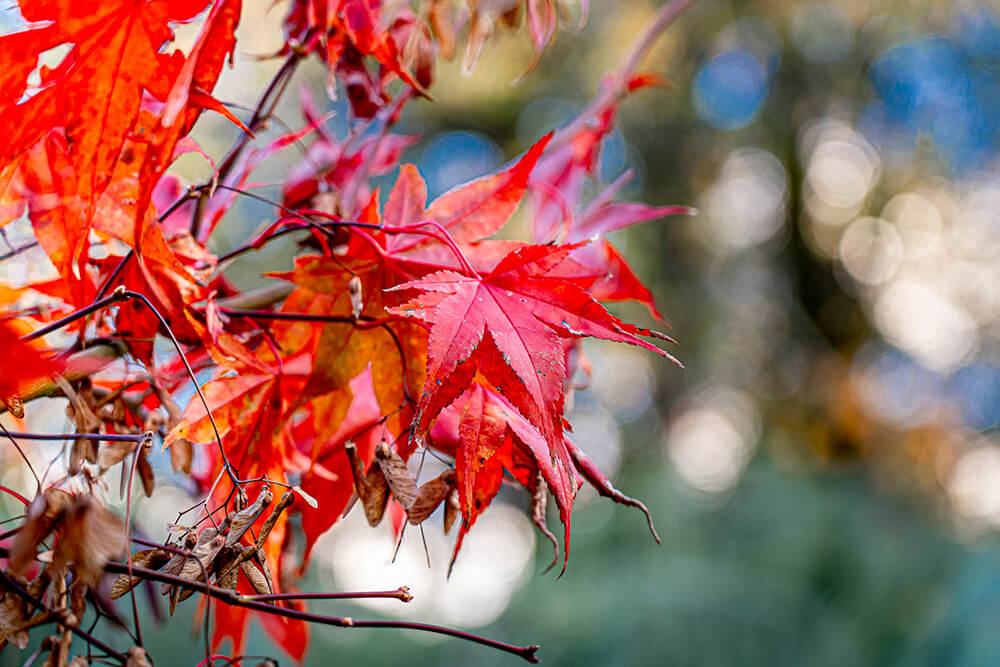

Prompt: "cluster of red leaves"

[0,0,688,660]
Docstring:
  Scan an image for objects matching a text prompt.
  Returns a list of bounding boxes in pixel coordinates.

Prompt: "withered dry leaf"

[225,487,273,547]
[11,488,73,574]
[110,549,172,599]
[407,469,455,525]
[375,442,417,509]
[240,560,271,595]
[345,442,389,526]
[54,496,126,585]
[0,579,30,649]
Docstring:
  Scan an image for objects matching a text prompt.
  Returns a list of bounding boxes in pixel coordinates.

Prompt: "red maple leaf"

[389,243,679,457]
[0,322,61,402]
[433,384,578,571]
[381,133,553,271]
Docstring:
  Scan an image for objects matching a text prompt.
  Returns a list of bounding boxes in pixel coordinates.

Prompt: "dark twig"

[0,569,128,665]
[97,560,540,663]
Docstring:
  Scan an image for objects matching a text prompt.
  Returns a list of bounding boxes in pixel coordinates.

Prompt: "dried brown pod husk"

[98,441,135,473]
[3,393,24,419]
[69,437,99,475]
[345,442,389,525]
[136,442,155,497]
[407,469,455,524]
[225,487,273,547]
[169,436,193,473]
[349,276,363,320]
[160,532,226,613]
[10,489,73,574]
[443,487,460,534]
[0,575,31,649]
[52,496,126,586]
[429,0,456,60]
[240,560,271,595]
[126,646,152,667]
[375,442,417,509]
[110,549,172,599]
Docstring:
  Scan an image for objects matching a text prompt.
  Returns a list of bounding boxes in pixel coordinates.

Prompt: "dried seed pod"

[0,575,31,648]
[136,442,155,498]
[429,0,456,60]
[345,442,389,525]
[98,441,135,473]
[54,496,126,586]
[169,437,193,473]
[443,488,460,534]
[126,646,152,667]
[349,276,363,320]
[407,469,455,524]
[240,560,271,595]
[11,489,73,574]
[225,487,273,547]
[110,549,172,599]
[159,533,225,597]
[375,442,417,509]
[74,434,101,474]
[3,393,24,418]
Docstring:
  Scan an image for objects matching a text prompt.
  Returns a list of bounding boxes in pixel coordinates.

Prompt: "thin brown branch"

[245,587,413,603]
[97,560,539,663]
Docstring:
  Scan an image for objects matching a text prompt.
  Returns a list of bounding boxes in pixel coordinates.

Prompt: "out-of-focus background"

[10,0,1000,664]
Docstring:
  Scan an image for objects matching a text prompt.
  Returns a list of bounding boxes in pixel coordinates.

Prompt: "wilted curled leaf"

[375,442,417,509]
[11,488,73,574]
[110,549,172,599]
[407,469,455,524]
[531,471,559,573]
[565,435,660,543]
[345,442,389,526]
